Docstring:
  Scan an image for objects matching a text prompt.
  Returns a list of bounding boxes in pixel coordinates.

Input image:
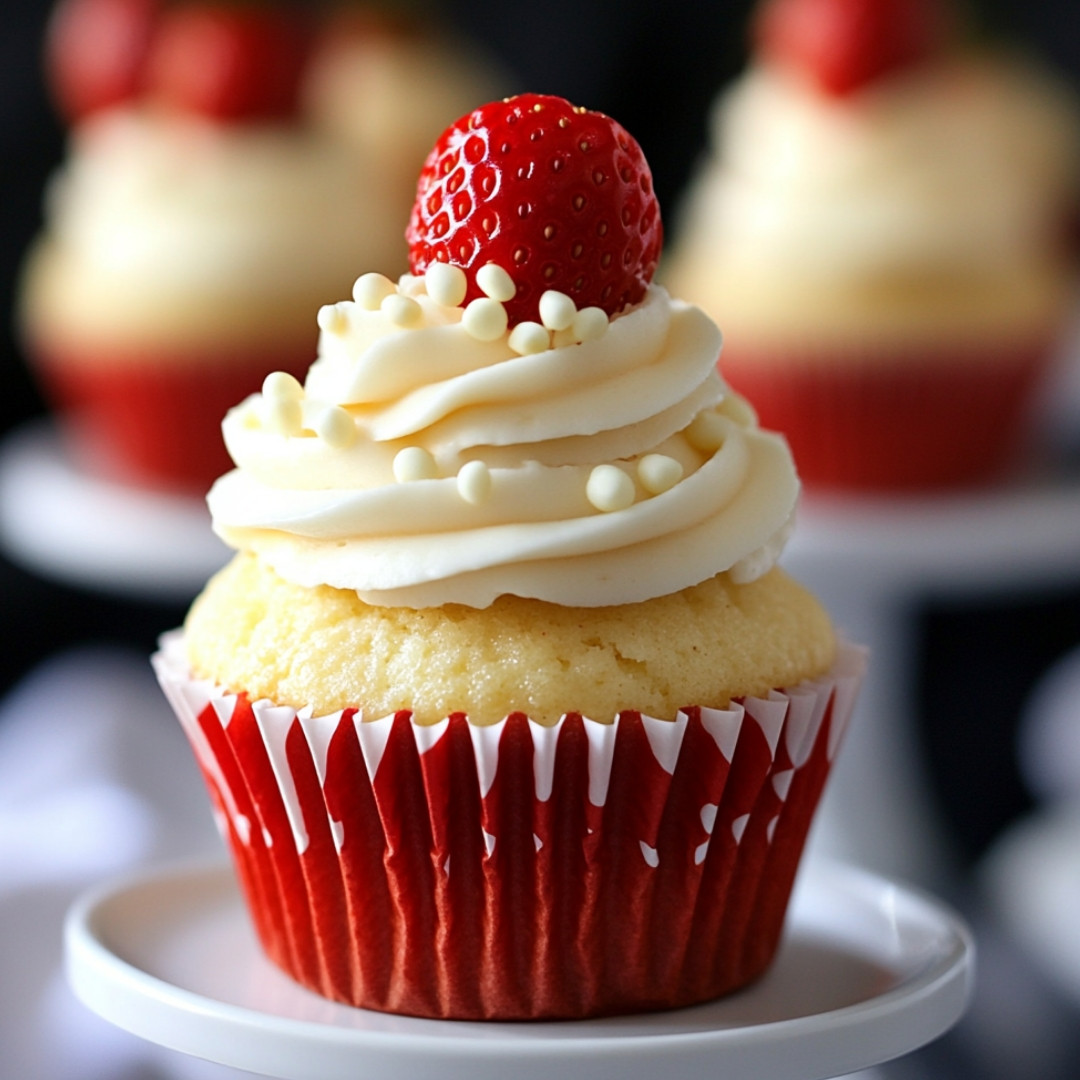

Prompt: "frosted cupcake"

[665,0,1080,491]
[19,0,492,494]
[154,93,865,1020]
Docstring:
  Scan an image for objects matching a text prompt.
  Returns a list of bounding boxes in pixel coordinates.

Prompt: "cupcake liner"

[718,336,1055,491]
[153,632,866,1020]
[31,341,311,495]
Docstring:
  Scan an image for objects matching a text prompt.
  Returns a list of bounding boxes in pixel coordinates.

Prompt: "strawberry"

[754,0,949,97]
[45,0,160,124]
[406,93,663,327]
[144,2,314,123]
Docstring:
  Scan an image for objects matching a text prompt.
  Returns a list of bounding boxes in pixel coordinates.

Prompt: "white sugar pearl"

[457,460,492,504]
[393,446,438,482]
[381,293,423,327]
[686,411,726,453]
[718,392,758,427]
[311,405,355,449]
[573,306,608,342]
[637,454,683,495]
[425,263,468,308]
[462,297,508,341]
[586,465,635,512]
[263,395,302,436]
[317,302,348,334]
[539,290,576,331]
[476,263,516,302]
[508,321,551,355]
[262,371,303,400]
[353,272,397,309]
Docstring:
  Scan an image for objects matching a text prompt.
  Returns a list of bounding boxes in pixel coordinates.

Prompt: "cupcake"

[664,0,1080,491]
[18,0,499,495]
[153,93,865,1020]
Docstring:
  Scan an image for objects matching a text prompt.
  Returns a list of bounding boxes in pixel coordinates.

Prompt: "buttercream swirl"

[678,52,1079,285]
[208,276,799,608]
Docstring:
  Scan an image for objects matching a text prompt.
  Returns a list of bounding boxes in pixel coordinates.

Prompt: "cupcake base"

[719,338,1052,492]
[154,633,865,1021]
[31,340,312,495]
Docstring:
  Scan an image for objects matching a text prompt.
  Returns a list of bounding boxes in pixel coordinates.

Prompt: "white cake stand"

[0,420,229,601]
[783,475,1080,887]
[64,860,972,1080]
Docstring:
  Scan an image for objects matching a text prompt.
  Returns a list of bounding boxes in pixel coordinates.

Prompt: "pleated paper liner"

[718,336,1054,492]
[153,632,866,1020]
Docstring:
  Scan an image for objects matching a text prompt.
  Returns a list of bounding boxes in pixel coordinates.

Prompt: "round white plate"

[983,802,1080,1008]
[64,860,973,1080]
[0,421,229,601]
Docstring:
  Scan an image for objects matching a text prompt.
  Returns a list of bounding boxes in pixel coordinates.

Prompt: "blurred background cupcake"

[664,0,1080,491]
[16,0,508,495]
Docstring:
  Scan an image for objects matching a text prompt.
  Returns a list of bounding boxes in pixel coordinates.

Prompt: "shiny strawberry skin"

[406,93,663,326]
[755,0,947,96]
[45,0,160,123]
[144,2,314,123]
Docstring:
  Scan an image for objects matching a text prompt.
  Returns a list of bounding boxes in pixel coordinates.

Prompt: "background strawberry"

[45,0,160,123]
[754,0,950,97]
[144,2,314,123]
[406,93,663,327]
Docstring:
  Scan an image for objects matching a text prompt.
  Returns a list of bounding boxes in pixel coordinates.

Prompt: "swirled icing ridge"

[208,275,799,608]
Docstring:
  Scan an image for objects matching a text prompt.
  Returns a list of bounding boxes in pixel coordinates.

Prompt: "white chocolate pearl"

[586,465,635,512]
[539,290,576,331]
[551,327,577,349]
[686,411,726,453]
[311,405,355,448]
[457,460,492,504]
[462,297,508,341]
[637,454,683,495]
[573,306,608,342]
[317,302,348,334]
[425,263,468,307]
[381,293,423,327]
[508,321,551,355]
[393,446,438,482]
[476,263,516,301]
[718,392,758,427]
[263,395,302,436]
[353,272,397,309]
[262,370,303,400]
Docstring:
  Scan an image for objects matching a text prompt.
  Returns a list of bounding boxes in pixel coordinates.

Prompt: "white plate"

[64,860,973,1080]
[983,802,1080,1008]
[0,421,229,600]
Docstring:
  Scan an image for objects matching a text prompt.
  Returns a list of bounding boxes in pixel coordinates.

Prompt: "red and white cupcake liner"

[720,337,1054,492]
[153,632,866,1020]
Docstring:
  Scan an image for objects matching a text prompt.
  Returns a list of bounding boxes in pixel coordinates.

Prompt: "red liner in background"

[719,338,1053,492]
[153,633,866,1021]
[31,340,311,495]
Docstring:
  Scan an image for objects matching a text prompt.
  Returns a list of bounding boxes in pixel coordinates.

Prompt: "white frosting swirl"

[669,51,1080,340]
[692,52,1079,277]
[27,109,407,342]
[208,277,800,608]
